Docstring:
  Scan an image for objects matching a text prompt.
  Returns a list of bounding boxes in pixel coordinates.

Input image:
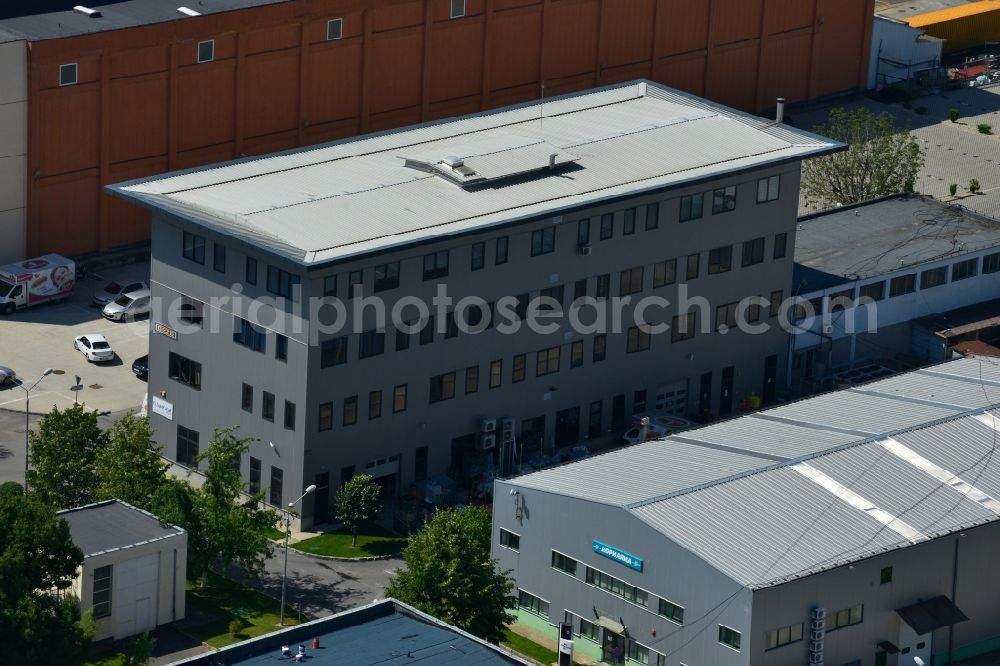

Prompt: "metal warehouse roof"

[512,356,1000,586]
[58,499,184,558]
[109,80,841,266]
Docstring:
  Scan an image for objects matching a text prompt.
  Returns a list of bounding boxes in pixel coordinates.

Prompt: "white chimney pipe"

[776,98,785,124]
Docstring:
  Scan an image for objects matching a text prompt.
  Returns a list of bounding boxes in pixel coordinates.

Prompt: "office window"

[658,599,684,624]
[514,293,529,320]
[880,566,893,584]
[593,334,606,362]
[348,270,363,296]
[284,401,296,430]
[551,551,578,575]
[423,250,449,280]
[393,384,407,413]
[577,219,590,245]
[531,227,556,256]
[653,259,676,287]
[368,390,382,419]
[471,242,485,270]
[645,202,659,230]
[626,326,651,353]
[579,617,599,642]
[450,0,466,18]
[619,266,644,296]
[828,605,864,631]
[249,457,261,493]
[266,265,300,299]
[742,237,765,267]
[765,623,803,650]
[429,372,456,403]
[322,275,337,298]
[445,311,459,339]
[984,251,1000,274]
[197,39,214,63]
[326,17,343,40]
[712,185,737,214]
[671,312,696,342]
[169,353,202,390]
[600,213,613,240]
[539,285,564,311]
[176,425,200,467]
[262,392,275,422]
[490,360,502,388]
[889,274,916,297]
[536,346,561,376]
[769,289,783,317]
[343,396,358,425]
[920,266,947,289]
[627,642,651,665]
[585,567,647,607]
[679,193,704,222]
[420,317,434,345]
[773,232,788,259]
[374,262,399,292]
[245,257,257,285]
[570,341,584,367]
[633,389,647,413]
[718,625,741,650]
[952,258,978,281]
[320,336,348,367]
[182,232,205,264]
[859,281,884,302]
[269,466,283,506]
[746,300,762,323]
[233,316,266,353]
[686,253,700,280]
[596,274,610,299]
[517,590,549,617]
[708,245,732,274]
[624,208,636,235]
[179,296,203,327]
[465,365,479,394]
[241,383,253,412]
[512,354,526,382]
[496,236,509,264]
[588,400,602,438]
[275,334,288,361]
[213,243,226,273]
[92,565,112,618]
[757,175,780,203]
[359,330,385,359]
[573,279,588,302]
[395,324,411,352]
[59,62,78,86]
[499,528,520,551]
[318,402,333,431]
[716,302,738,330]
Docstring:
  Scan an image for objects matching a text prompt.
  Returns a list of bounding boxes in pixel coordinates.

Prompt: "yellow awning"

[908,1,1000,27]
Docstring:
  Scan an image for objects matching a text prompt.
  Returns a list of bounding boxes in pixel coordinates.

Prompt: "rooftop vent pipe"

[548,153,557,169]
[73,5,102,17]
[776,98,785,124]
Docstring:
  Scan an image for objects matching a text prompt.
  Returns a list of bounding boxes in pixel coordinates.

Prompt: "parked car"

[0,366,16,387]
[74,334,115,363]
[132,355,148,381]
[102,289,151,322]
[92,280,147,307]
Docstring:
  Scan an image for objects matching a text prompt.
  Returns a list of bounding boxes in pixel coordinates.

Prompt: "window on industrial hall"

[322,275,337,297]
[182,232,205,264]
[465,365,479,394]
[708,245,732,274]
[716,302,738,330]
[499,528,519,551]
[368,390,382,419]
[671,313,696,343]
[318,402,333,431]
[574,279,587,302]
[531,227,556,256]
[718,625,741,650]
[393,384,407,412]
[284,401,296,430]
[233,316,266,353]
[712,185,737,214]
[450,0,466,18]
[539,285,564,311]
[742,237,765,267]
[588,400,602,437]
[176,425,200,467]
[275,334,288,361]
[169,353,202,390]
[343,395,358,425]
[627,640,650,664]
[679,193,703,222]
[490,360,502,388]
[984,251,1000,274]
[578,617,599,642]
[266,265,300,299]
[600,213,614,240]
[326,17,343,40]
[92,565,112,618]
[197,39,215,63]
[517,590,548,617]
[471,242,486,270]
[269,466,283,506]
[241,383,253,413]
[359,330,385,359]
[213,243,226,273]
[769,289,783,317]
[321,336,348,367]
[593,334,606,362]
[859,282,884,302]
[262,392,275,422]
[653,258,676,287]
[578,218,590,245]
[348,270,363,296]
[249,457,261,493]
[624,208,636,235]
[626,326,651,353]
[827,605,863,631]
[596,274,610,299]
[571,341,584,367]
[59,63,78,86]
[496,236,509,264]
[429,372,456,403]
[645,202,659,230]
[773,232,788,259]
[880,566,893,584]
[551,551,578,575]
[658,598,684,624]
[620,266,644,295]
[920,266,947,289]
[765,622,803,650]
[245,256,258,285]
[686,253,700,280]
[952,258,978,281]
[536,346,560,376]
[585,567,647,606]
[374,262,399,291]
[420,317,434,345]
[889,274,916,297]
[179,296,203,326]
[423,250,449,280]
[512,354,526,382]
[757,175,780,203]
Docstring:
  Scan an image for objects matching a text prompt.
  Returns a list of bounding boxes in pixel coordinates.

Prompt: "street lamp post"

[279,484,316,626]
[19,368,53,492]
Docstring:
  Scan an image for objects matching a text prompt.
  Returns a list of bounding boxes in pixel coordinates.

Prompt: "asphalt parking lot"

[0,260,151,416]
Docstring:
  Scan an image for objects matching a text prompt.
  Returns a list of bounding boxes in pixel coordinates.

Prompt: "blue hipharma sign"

[592,540,643,572]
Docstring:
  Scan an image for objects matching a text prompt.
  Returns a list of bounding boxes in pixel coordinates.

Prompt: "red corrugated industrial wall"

[25,0,875,257]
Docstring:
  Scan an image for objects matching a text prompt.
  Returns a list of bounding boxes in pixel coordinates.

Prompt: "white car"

[102,289,151,322]
[92,280,148,307]
[0,366,16,387]
[74,334,115,363]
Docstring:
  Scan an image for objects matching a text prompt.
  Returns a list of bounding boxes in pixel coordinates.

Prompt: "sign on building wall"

[154,322,178,340]
[152,396,173,420]
[592,540,643,572]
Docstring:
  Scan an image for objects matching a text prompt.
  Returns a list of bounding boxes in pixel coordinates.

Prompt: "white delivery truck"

[0,254,76,314]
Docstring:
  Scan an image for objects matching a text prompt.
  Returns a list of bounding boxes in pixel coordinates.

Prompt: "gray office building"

[110,80,838,527]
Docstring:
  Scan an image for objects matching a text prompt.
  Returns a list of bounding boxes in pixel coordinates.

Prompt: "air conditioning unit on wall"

[578,245,592,256]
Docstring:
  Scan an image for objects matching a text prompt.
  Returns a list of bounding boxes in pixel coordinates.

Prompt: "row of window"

[176,424,286,505]
[765,604,864,651]
[241,383,297,430]
[182,232,302,300]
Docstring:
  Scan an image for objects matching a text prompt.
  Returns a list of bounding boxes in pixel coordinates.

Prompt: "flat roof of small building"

[109,80,842,267]
[793,195,1000,292]
[58,499,184,558]
[0,0,286,41]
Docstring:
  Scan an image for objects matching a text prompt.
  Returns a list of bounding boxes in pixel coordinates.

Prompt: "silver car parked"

[102,289,151,322]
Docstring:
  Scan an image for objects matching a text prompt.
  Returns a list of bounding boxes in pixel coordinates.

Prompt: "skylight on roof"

[400,139,578,188]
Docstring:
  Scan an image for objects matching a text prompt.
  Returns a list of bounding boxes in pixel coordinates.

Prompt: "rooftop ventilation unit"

[401,137,579,188]
[177,6,201,16]
[73,5,102,17]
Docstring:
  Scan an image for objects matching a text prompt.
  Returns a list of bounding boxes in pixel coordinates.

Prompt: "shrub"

[915,106,928,115]
[970,178,981,193]
[950,183,958,196]
[949,108,960,122]
[978,123,992,134]
[228,618,243,638]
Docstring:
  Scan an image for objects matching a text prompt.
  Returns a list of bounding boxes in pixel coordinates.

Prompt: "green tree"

[26,403,107,508]
[334,473,382,546]
[0,484,91,664]
[95,414,169,510]
[120,631,156,666]
[801,107,924,208]
[386,506,515,643]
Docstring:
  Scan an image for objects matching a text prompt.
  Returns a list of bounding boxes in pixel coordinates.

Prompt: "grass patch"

[291,525,406,558]
[181,571,299,648]
[84,651,125,666]
[264,527,285,540]
[502,629,558,665]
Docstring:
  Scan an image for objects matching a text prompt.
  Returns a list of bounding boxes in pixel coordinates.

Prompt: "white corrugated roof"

[109,80,840,265]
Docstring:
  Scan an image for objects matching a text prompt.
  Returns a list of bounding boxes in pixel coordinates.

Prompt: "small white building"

[868,15,944,89]
[59,500,187,641]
